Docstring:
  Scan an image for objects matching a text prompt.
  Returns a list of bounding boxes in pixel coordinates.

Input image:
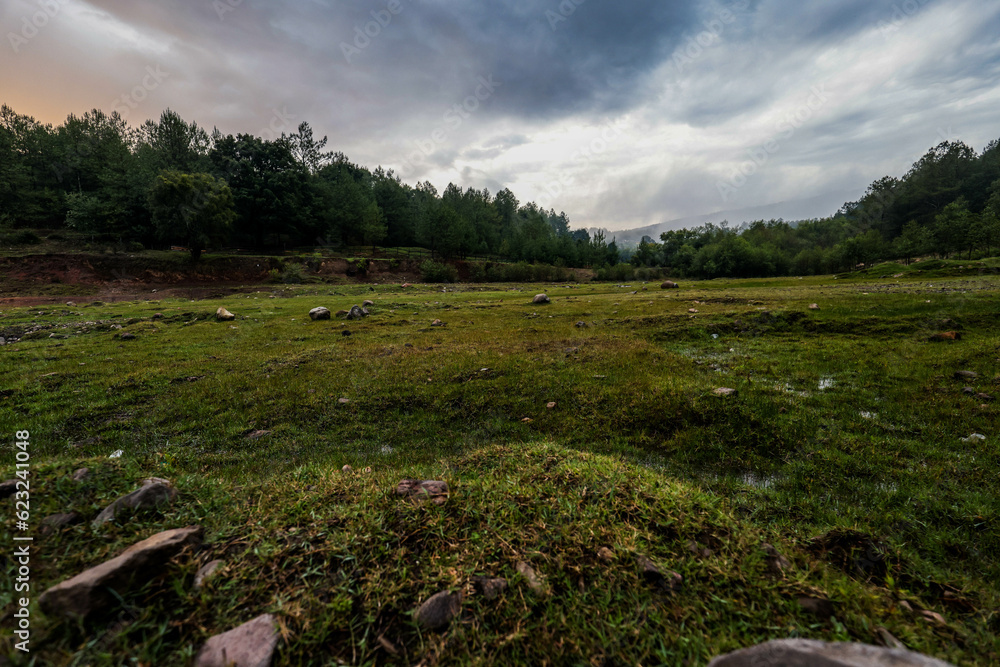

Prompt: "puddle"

[738,471,778,489]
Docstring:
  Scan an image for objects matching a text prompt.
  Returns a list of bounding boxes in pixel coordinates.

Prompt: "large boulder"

[194,614,280,667]
[533,294,551,304]
[308,307,331,321]
[92,480,178,528]
[346,305,365,320]
[661,281,679,289]
[39,526,203,620]
[216,307,236,321]
[707,639,955,666]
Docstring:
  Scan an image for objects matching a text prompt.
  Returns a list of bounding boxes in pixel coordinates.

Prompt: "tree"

[933,197,974,259]
[360,200,387,251]
[893,220,932,265]
[149,171,235,261]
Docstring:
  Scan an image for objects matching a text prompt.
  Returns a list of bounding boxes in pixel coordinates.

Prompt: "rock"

[194,560,224,589]
[39,526,203,620]
[337,398,351,405]
[920,609,947,626]
[0,479,18,499]
[346,305,365,320]
[72,468,91,482]
[706,639,956,666]
[546,401,557,409]
[308,307,331,321]
[334,309,349,317]
[194,613,280,667]
[797,596,835,619]
[575,321,587,328]
[960,433,986,443]
[976,393,994,401]
[688,308,699,313]
[342,465,353,473]
[533,294,551,304]
[713,387,737,397]
[414,590,461,630]
[516,561,548,595]
[637,555,682,591]
[877,627,906,650]
[962,387,975,395]
[216,307,235,321]
[761,542,791,575]
[597,547,616,562]
[930,331,961,341]
[431,319,445,327]
[661,281,679,289]
[809,303,820,310]
[362,300,374,308]
[395,479,449,505]
[41,512,82,534]
[118,332,136,340]
[401,283,412,288]
[92,480,178,528]
[470,576,508,601]
[954,370,978,380]
[246,430,271,440]
[342,330,352,337]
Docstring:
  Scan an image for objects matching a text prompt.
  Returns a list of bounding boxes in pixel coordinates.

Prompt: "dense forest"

[629,139,1000,278]
[2,103,998,277]
[0,105,618,267]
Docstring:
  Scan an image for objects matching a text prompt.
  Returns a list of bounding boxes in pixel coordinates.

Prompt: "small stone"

[877,627,906,650]
[414,590,460,630]
[401,283,412,288]
[930,331,961,341]
[688,308,699,313]
[798,596,835,619]
[363,466,372,474]
[338,398,351,405]
[342,465,353,473]
[216,307,235,321]
[0,480,18,499]
[246,430,271,440]
[395,479,449,505]
[533,294,551,304]
[92,480,179,528]
[431,319,445,327]
[194,613,279,667]
[808,303,820,310]
[119,332,136,340]
[41,512,82,534]
[194,560,224,589]
[72,468,91,482]
[962,387,975,394]
[362,300,374,308]
[637,554,682,591]
[597,547,615,562]
[960,433,986,443]
[761,542,791,575]
[470,576,508,601]
[516,561,548,595]
[706,639,955,667]
[899,600,913,613]
[574,321,587,328]
[975,393,994,401]
[920,610,947,627]
[39,526,203,620]
[954,370,978,380]
[713,387,737,397]
[335,310,349,317]
[521,417,533,423]
[661,281,679,289]
[546,401,557,409]
[309,307,331,321]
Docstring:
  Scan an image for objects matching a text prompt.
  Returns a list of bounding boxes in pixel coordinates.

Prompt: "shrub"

[420,260,458,283]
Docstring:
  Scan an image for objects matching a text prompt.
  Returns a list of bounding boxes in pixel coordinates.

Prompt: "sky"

[2,0,1000,232]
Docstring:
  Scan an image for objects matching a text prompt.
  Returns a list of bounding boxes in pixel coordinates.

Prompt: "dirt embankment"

[0,253,426,305]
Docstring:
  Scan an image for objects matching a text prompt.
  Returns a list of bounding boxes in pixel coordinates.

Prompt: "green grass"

[1,276,999,664]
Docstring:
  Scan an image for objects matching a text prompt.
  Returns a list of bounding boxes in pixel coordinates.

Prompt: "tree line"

[0,105,619,266]
[626,139,1000,278]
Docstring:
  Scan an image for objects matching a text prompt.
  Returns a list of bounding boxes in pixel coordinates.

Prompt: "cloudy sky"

[3,0,1000,232]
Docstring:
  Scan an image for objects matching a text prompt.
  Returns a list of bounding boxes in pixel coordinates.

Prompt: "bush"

[0,230,42,246]
[126,241,145,253]
[281,262,307,284]
[420,260,458,283]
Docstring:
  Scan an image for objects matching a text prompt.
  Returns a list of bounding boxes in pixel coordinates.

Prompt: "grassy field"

[1,266,999,665]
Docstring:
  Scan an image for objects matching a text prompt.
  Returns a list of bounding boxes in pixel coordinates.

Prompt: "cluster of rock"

[309,300,374,321]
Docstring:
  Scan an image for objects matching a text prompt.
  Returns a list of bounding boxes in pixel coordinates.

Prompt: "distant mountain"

[607,190,856,245]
